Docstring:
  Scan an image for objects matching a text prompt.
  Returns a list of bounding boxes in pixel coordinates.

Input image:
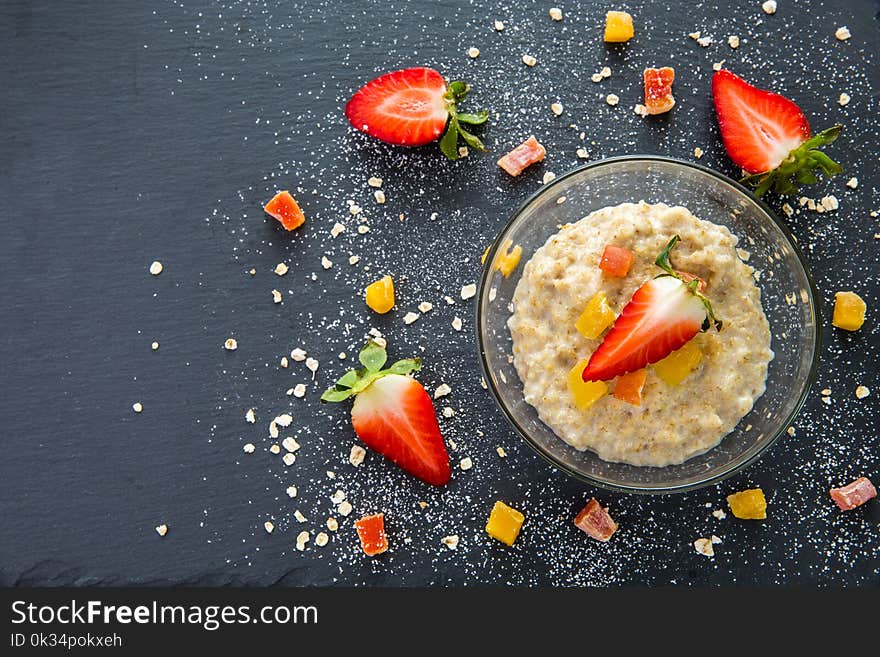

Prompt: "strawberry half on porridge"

[507,201,773,467]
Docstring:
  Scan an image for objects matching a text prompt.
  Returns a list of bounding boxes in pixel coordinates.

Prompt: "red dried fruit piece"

[676,270,707,293]
[599,244,634,277]
[497,135,546,176]
[829,477,877,511]
[355,513,389,556]
[643,67,675,115]
[263,190,305,231]
[613,368,647,405]
[573,498,618,542]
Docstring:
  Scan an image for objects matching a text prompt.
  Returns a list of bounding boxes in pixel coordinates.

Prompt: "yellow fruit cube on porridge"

[604,11,634,43]
[567,359,609,409]
[575,292,616,339]
[832,291,866,331]
[485,501,524,546]
[652,340,702,386]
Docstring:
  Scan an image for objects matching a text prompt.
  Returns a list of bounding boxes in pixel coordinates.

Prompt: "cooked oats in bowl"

[477,157,819,493]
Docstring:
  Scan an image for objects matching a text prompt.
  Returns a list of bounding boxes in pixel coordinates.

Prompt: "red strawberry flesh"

[344,67,449,147]
[351,374,451,486]
[712,69,810,174]
[582,276,707,382]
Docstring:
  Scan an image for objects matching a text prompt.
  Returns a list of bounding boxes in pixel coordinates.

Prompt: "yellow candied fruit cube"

[604,10,634,43]
[832,291,866,331]
[567,359,609,410]
[497,244,523,277]
[575,292,616,339]
[485,501,524,546]
[365,275,395,314]
[652,340,703,386]
[726,488,767,520]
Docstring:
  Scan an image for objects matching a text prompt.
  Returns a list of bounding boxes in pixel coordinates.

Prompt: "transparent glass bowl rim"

[475,154,822,494]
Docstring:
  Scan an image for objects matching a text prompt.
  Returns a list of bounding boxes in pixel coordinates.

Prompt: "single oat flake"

[149,261,163,275]
[155,524,168,537]
[224,338,238,351]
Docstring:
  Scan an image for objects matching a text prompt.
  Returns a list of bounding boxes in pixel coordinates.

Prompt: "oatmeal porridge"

[507,201,773,467]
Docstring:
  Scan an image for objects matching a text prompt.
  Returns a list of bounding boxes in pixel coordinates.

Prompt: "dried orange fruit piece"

[355,513,389,556]
[604,11,634,43]
[613,368,647,405]
[574,292,616,339]
[263,190,305,231]
[567,359,608,410]
[643,67,675,115]
[652,340,702,386]
[832,291,866,331]
[727,488,767,520]
[365,275,395,314]
[599,244,633,277]
[485,501,524,546]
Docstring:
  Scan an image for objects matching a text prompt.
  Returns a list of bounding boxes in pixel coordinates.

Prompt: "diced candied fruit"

[829,477,877,511]
[832,291,866,331]
[575,292,616,339]
[643,67,676,115]
[599,245,634,277]
[497,135,546,176]
[355,513,388,556]
[652,340,702,386]
[574,498,618,542]
[726,488,767,520]
[365,275,395,314]
[496,241,523,277]
[485,501,524,546]
[613,368,647,405]
[568,359,608,410]
[263,190,305,231]
[604,10,634,43]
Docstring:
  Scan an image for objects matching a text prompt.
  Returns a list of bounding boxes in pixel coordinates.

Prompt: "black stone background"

[1,0,878,586]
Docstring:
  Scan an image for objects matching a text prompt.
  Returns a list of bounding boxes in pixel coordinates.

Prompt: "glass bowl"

[476,156,820,494]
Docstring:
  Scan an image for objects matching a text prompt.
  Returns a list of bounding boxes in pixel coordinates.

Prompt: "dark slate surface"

[0,0,878,587]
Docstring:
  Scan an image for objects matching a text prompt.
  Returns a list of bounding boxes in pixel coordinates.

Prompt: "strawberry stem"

[741,124,843,198]
[439,79,489,160]
[321,341,421,403]
[654,236,722,332]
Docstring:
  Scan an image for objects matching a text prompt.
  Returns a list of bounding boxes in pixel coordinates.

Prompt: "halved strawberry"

[344,67,489,160]
[712,68,842,197]
[321,341,451,486]
[582,237,721,382]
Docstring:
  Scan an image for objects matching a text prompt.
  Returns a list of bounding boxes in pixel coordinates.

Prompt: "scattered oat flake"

[694,537,715,557]
[348,255,360,265]
[434,383,452,399]
[373,189,386,204]
[576,148,589,159]
[549,7,562,21]
[855,385,870,399]
[697,36,712,47]
[835,26,851,41]
[357,224,370,234]
[296,531,310,550]
[441,535,460,550]
[728,35,740,48]
[542,171,556,184]
[293,383,307,398]
[368,176,382,187]
[461,283,477,299]
[243,443,255,454]
[286,485,297,498]
[418,301,433,313]
[467,46,480,59]
[846,177,858,189]
[689,31,701,40]
[605,94,619,106]
[264,521,275,534]
[132,402,143,413]
[155,524,168,537]
[494,20,505,31]
[712,60,725,71]
[306,358,319,376]
[349,444,366,466]
[349,204,362,215]
[693,147,704,159]
[762,0,777,14]
[149,261,163,275]
[290,348,307,361]
[315,532,329,547]
[550,102,563,116]
[442,406,455,418]
[459,457,473,471]
[591,72,603,83]
[403,311,420,325]
[522,54,537,67]
[326,517,339,531]
[712,509,727,520]
[224,338,238,351]
[294,509,307,522]
[275,414,293,428]
[269,444,280,455]
[330,489,347,504]
[274,262,289,276]
[330,222,346,238]
[282,436,300,452]
[451,316,463,331]
[280,357,288,368]
[321,255,333,270]
[282,453,296,466]
[337,500,353,516]
[496,446,507,458]
[634,104,648,117]
[151,341,159,350]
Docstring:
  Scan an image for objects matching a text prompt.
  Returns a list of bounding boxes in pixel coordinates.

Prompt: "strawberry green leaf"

[439,117,461,160]
[457,125,487,152]
[386,358,421,375]
[321,387,354,403]
[359,340,387,371]
[457,110,489,125]
[337,369,365,388]
[446,80,470,102]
